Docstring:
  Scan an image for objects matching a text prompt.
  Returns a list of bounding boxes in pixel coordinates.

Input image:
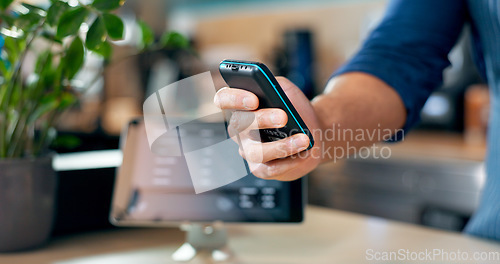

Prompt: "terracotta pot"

[0,156,57,252]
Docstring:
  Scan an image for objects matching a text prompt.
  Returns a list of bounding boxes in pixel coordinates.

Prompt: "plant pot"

[0,155,57,252]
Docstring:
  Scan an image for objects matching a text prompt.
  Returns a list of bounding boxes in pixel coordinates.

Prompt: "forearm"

[311,72,407,163]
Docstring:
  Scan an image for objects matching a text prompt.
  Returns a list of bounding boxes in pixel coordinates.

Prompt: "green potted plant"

[0,0,188,252]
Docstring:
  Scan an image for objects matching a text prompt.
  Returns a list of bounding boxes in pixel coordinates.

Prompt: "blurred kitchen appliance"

[310,156,484,232]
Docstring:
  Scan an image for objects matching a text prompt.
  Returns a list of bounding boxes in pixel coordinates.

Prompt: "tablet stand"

[172,222,232,262]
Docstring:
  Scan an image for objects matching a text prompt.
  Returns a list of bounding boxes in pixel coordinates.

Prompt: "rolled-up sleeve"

[333,0,467,140]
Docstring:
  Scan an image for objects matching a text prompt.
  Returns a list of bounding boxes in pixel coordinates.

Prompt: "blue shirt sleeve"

[333,0,468,141]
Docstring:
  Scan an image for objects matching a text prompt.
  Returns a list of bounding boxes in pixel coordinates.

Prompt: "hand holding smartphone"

[219,60,314,150]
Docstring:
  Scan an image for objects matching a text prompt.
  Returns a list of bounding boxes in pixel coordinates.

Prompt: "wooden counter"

[1,206,498,264]
[382,131,486,161]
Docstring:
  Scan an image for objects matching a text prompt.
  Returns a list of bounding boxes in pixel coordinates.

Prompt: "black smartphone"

[219,59,314,150]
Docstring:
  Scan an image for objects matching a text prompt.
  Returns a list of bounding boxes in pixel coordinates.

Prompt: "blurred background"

[33,0,488,235]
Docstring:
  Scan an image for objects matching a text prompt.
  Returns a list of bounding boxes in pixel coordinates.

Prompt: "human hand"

[214,77,323,181]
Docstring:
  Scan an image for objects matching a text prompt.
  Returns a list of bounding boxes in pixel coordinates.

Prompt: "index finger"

[214,87,259,110]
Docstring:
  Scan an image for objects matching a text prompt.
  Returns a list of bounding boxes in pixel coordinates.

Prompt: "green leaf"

[3,37,18,55]
[0,60,10,78]
[41,31,63,44]
[3,37,21,65]
[0,13,15,26]
[161,31,189,49]
[53,59,65,92]
[90,41,112,59]
[21,3,46,13]
[85,16,107,50]
[56,7,89,39]
[58,92,77,110]
[39,68,57,92]
[102,13,124,40]
[64,37,85,79]
[35,51,53,76]
[92,0,124,11]
[0,82,7,102]
[138,21,154,48]
[47,1,70,26]
[15,12,42,31]
[28,96,59,124]
[0,0,13,10]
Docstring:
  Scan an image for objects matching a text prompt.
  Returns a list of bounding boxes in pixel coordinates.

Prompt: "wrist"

[308,99,329,165]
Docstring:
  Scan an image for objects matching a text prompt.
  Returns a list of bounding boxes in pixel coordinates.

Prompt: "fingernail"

[242,97,252,109]
[270,112,280,126]
[292,134,309,150]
